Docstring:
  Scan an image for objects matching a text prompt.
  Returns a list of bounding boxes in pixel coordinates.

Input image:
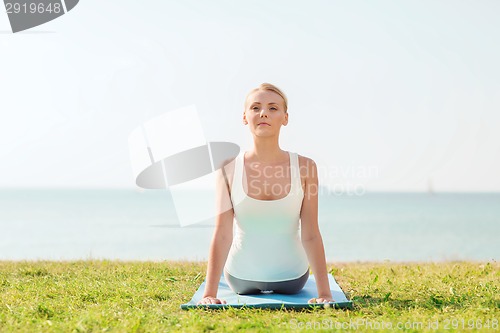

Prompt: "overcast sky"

[1,0,499,192]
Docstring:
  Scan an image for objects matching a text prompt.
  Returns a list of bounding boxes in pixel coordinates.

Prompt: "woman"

[198,83,334,305]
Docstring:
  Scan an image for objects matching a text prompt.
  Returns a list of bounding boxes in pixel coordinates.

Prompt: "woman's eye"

[270,107,277,111]
[252,107,259,111]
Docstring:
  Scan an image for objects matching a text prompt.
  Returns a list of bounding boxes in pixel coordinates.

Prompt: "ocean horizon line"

[0,186,499,194]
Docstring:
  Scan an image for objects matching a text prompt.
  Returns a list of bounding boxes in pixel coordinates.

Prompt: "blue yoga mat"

[181,274,353,310]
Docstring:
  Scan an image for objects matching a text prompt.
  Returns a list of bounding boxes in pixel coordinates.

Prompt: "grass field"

[0,261,498,332]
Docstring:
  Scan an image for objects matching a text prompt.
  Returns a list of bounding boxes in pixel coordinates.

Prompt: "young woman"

[198,83,334,305]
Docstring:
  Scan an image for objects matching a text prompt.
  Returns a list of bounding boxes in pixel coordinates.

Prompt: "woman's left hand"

[308,297,334,304]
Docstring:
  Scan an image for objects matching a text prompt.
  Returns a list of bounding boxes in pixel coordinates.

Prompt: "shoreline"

[0,259,497,265]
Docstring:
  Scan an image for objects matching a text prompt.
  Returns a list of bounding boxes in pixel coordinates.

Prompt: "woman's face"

[243,90,288,137]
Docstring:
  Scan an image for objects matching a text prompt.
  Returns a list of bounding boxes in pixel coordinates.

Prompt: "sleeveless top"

[224,150,310,282]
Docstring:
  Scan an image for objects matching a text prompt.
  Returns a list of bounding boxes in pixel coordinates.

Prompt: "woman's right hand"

[197,296,227,305]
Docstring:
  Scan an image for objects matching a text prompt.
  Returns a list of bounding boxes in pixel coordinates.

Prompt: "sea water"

[0,189,498,262]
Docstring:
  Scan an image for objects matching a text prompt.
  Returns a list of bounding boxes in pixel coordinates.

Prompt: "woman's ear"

[283,112,288,126]
[243,112,248,125]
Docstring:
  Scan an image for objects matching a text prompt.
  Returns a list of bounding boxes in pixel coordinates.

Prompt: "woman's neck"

[248,140,287,164]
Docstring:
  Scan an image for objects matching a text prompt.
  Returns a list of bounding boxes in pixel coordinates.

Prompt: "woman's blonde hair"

[245,83,288,113]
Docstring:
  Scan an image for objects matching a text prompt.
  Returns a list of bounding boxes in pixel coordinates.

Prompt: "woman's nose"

[259,109,268,117]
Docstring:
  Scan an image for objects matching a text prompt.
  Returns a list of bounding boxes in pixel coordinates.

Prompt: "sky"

[1,0,499,192]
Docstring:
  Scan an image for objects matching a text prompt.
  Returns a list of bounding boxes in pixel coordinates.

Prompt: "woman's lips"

[258,123,270,126]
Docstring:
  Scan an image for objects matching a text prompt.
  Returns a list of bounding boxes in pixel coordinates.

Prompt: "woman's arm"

[299,157,334,303]
[200,213,233,303]
[198,164,234,305]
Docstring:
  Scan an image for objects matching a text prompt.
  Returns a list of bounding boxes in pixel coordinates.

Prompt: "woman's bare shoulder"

[297,154,317,184]
[221,156,236,172]
[220,156,237,187]
[297,154,317,170]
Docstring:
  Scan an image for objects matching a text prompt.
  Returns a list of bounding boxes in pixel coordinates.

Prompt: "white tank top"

[224,150,310,282]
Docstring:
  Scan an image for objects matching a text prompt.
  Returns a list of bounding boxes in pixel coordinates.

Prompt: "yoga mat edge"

[180,273,353,310]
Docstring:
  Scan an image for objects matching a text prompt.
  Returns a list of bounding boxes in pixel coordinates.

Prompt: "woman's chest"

[228,163,306,201]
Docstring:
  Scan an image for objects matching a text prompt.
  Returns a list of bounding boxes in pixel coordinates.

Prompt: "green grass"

[0,261,498,332]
